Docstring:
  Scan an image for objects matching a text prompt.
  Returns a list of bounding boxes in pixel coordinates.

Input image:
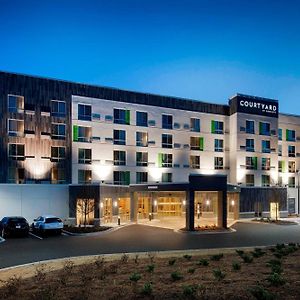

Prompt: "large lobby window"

[214,139,223,152]
[286,129,296,142]
[190,155,200,169]
[136,111,148,127]
[51,100,66,118]
[246,174,255,186]
[51,146,66,162]
[51,168,66,184]
[259,122,270,136]
[288,161,296,173]
[8,144,25,161]
[113,171,130,185]
[136,152,148,166]
[214,157,223,170]
[261,175,270,187]
[162,114,173,129]
[246,139,254,152]
[78,104,92,121]
[162,172,172,182]
[262,158,270,170]
[162,134,173,148]
[288,177,295,188]
[288,145,296,157]
[8,95,24,113]
[113,130,126,145]
[136,172,148,183]
[158,153,172,168]
[8,119,24,137]
[211,120,223,134]
[78,148,92,164]
[246,120,255,134]
[190,137,204,151]
[262,140,270,153]
[190,118,200,132]
[136,132,148,147]
[246,157,257,170]
[78,169,92,184]
[52,123,66,140]
[114,108,130,125]
[113,150,126,166]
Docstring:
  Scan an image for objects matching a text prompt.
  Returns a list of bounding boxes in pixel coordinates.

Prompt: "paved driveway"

[1,222,300,269]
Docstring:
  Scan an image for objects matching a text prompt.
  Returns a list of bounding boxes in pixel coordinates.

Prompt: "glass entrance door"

[138,197,150,219]
[103,198,112,223]
[157,197,182,217]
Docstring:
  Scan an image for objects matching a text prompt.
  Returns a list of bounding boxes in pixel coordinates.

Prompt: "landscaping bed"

[63,225,112,234]
[252,217,298,225]
[1,244,300,299]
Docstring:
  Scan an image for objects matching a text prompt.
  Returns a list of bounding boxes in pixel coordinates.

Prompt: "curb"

[175,227,236,235]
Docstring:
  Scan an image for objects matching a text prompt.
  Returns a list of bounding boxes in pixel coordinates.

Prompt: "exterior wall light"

[114,201,118,208]
[231,200,235,206]
[206,200,210,206]
[100,202,104,208]
[183,200,186,206]
[154,200,157,206]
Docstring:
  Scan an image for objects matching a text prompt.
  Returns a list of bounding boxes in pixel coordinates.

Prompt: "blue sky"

[0,0,300,113]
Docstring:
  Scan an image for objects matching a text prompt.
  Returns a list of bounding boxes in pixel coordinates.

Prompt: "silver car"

[32,215,64,235]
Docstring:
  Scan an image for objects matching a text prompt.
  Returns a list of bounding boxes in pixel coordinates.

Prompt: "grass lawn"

[1,244,300,299]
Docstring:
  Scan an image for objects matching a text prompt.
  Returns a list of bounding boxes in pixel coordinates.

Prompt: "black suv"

[0,216,30,238]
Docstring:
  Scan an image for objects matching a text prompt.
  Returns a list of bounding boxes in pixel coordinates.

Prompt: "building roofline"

[229,93,278,103]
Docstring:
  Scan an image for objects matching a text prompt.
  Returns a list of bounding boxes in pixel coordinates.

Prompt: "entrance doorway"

[102,198,112,223]
[76,198,95,225]
[270,202,279,220]
[119,197,130,222]
[138,197,151,219]
[157,196,182,217]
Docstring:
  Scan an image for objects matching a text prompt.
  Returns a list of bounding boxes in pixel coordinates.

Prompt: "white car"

[32,215,64,235]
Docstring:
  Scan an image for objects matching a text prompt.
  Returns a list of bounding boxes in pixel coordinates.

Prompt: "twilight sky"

[0,0,300,113]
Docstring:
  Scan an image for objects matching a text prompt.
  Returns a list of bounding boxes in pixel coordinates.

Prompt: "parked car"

[32,215,64,235]
[0,216,30,238]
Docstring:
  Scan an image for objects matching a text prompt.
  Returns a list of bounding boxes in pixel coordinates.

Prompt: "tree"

[77,198,95,226]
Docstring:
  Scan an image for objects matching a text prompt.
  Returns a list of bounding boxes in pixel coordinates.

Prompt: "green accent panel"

[125,110,130,125]
[211,120,215,133]
[125,171,130,185]
[286,129,289,141]
[73,125,78,142]
[158,153,163,167]
[199,137,204,151]
[253,157,258,170]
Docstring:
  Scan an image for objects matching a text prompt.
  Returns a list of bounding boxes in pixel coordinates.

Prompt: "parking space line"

[0,237,5,243]
[29,232,43,240]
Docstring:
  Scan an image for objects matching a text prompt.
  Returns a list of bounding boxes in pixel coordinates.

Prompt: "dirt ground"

[0,245,299,300]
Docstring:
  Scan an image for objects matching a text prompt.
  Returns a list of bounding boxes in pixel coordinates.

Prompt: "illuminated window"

[51,168,66,184]
[190,137,204,151]
[136,132,148,147]
[8,119,24,136]
[190,155,200,169]
[8,95,24,113]
[51,100,66,117]
[288,161,296,173]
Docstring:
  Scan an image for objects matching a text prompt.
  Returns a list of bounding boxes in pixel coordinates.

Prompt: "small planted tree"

[77,198,95,227]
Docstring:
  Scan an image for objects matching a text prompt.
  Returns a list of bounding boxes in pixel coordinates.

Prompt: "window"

[288,161,296,173]
[286,129,296,142]
[51,146,66,162]
[162,173,172,182]
[214,139,224,152]
[190,118,200,132]
[8,144,25,161]
[278,128,282,141]
[8,119,24,136]
[278,145,282,156]
[8,167,25,184]
[190,137,204,151]
[214,157,223,170]
[51,100,66,117]
[73,125,91,142]
[246,157,257,170]
[211,120,224,134]
[136,111,148,127]
[51,123,66,140]
[246,120,255,134]
[190,155,200,169]
[246,139,254,152]
[51,168,66,184]
[162,114,173,129]
[136,172,148,183]
[78,149,92,164]
[262,140,271,153]
[114,108,130,125]
[113,171,130,185]
[158,153,172,168]
[288,177,296,188]
[78,170,92,184]
[113,150,126,166]
[262,158,271,170]
[136,132,148,147]
[136,152,148,166]
[261,175,270,187]
[288,145,296,157]
[278,161,285,173]
[78,104,92,121]
[113,130,126,145]
[162,134,173,148]
[8,95,24,113]
[246,174,255,186]
[259,122,270,136]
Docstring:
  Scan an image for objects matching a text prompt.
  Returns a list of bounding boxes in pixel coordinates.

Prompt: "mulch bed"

[63,226,112,234]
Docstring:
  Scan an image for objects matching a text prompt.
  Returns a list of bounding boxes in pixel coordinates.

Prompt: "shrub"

[171,271,183,281]
[183,254,192,261]
[147,252,156,263]
[267,259,282,267]
[252,248,266,258]
[232,261,241,271]
[241,254,253,263]
[141,282,152,296]
[129,272,141,283]
[147,264,155,273]
[188,268,195,274]
[276,243,285,251]
[1,276,22,297]
[134,254,139,265]
[236,249,244,257]
[121,253,129,263]
[249,285,275,300]
[168,258,176,266]
[34,264,47,283]
[183,284,198,298]
[212,268,226,281]
[197,258,209,266]
[267,272,286,287]
[210,253,224,261]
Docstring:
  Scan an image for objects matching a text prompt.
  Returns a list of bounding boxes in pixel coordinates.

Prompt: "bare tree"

[77,199,95,226]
